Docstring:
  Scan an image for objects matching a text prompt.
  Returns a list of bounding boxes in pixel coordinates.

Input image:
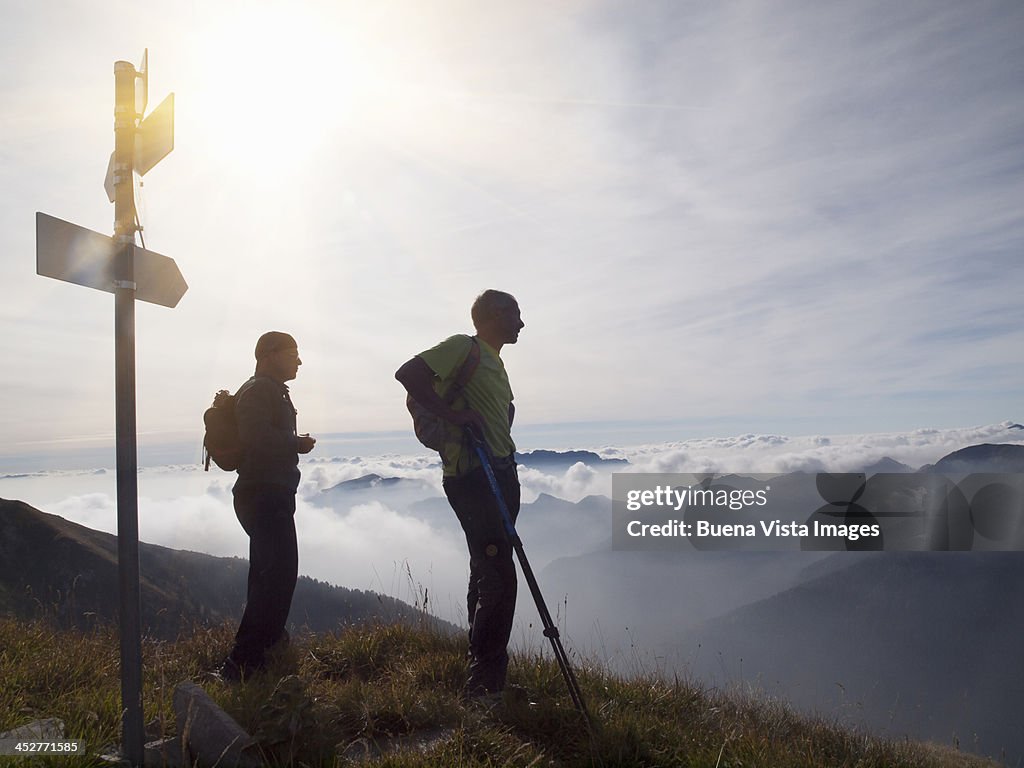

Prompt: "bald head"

[471,290,517,330]
[471,290,524,351]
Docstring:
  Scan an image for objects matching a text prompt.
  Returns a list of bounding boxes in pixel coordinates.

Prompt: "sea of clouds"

[2,420,1020,628]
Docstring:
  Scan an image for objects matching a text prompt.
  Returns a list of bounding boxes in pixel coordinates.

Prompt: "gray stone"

[0,718,65,741]
[340,728,455,763]
[173,682,261,768]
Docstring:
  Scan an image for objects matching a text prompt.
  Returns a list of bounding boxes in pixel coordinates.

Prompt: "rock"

[144,717,164,740]
[0,718,65,741]
[340,728,455,763]
[173,682,261,768]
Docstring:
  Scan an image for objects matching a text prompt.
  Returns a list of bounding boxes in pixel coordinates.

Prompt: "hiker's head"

[472,290,524,347]
[255,331,302,382]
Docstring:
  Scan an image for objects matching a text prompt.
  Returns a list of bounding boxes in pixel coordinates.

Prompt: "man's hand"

[396,356,486,437]
[448,408,486,439]
[297,434,316,454]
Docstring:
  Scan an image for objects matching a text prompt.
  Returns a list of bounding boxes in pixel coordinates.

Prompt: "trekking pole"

[464,428,592,725]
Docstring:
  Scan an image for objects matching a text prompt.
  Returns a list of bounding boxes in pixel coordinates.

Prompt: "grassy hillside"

[0,616,997,768]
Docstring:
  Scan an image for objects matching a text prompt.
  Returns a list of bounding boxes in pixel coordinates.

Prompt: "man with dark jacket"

[395,290,525,698]
[219,331,316,681]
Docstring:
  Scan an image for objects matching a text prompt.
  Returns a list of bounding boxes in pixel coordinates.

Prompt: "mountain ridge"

[0,498,445,640]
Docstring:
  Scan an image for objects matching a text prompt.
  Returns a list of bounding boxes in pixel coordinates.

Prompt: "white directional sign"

[36,212,187,308]
[136,49,148,116]
[103,152,117,203]
[135,93,174,176]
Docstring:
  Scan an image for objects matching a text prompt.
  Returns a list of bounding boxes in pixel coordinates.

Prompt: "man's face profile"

[494,300,524,345]
[267,346,302,382]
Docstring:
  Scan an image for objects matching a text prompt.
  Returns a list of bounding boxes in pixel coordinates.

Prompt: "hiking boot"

[211,656,264,684]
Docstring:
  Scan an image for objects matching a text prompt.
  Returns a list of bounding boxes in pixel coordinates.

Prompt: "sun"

[187,2,425,172]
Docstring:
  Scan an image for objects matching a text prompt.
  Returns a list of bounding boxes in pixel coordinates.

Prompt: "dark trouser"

[443,462,520,696]
[229,484,298,671]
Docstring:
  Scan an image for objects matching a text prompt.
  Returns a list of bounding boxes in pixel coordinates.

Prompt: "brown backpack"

[202,389,240,471]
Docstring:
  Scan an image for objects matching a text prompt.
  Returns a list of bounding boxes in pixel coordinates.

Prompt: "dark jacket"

[233,375,300,493]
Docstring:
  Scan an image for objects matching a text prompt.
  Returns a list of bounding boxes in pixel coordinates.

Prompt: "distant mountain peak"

[322,474,423,492]
[929,443,1024,473]
[514,450,628,469]
[862,456,914,474]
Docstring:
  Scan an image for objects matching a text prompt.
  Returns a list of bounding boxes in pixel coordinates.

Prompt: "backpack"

[406,337,481,451]
[203,389,241,471]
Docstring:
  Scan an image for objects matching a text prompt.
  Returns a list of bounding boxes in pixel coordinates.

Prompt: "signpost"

[35,52,184,767]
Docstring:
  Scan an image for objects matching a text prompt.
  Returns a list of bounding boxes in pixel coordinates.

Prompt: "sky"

[2,0,1023,470]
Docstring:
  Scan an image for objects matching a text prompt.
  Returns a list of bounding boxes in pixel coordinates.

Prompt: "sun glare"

[189,3,431,172]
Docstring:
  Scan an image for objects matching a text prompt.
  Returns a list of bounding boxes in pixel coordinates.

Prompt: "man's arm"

[395,356,485,435]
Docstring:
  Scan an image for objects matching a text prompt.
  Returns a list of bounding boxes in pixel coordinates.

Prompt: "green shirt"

[418,334,515,476]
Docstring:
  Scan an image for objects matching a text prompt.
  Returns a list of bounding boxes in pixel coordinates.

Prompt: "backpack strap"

[445,338,482,473]
[442,336,480,405]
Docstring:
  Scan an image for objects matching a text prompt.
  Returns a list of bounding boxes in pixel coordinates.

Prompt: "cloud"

[621,421,1024,475]
[8,419,1023,628]
[137,493,244,559]
[46,493,117,534]
[295,500,468,619]
[300,455,443,495]
[517,461,609,503]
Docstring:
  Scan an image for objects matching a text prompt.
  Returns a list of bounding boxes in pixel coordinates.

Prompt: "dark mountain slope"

[683,552,1024,763]
[0,498,442,639]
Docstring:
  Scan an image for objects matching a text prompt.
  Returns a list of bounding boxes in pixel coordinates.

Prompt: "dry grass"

[0,616,1001,767]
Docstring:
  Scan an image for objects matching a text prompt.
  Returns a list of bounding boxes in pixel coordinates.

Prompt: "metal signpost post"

[36,52,184,767]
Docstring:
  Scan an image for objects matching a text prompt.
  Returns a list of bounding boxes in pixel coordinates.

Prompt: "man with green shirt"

[395,290,525,698]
